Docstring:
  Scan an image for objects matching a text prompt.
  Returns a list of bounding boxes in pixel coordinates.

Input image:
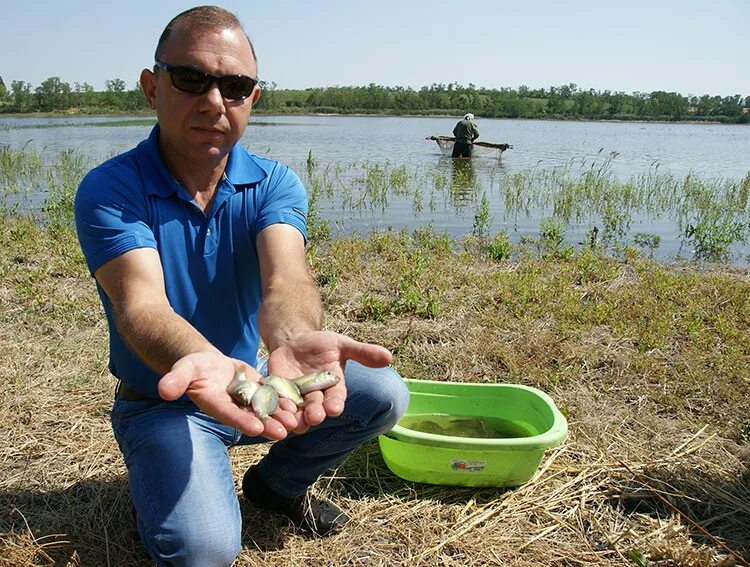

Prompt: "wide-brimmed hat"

[464,113,475,120]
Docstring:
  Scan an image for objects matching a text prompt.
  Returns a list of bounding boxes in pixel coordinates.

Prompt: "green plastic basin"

[378,379,568,487]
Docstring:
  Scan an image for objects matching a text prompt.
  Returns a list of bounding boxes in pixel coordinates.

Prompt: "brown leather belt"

[115,381,153,401]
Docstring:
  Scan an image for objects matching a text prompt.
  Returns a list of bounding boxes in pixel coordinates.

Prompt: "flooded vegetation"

[303,150,750,264]
[2,144,749,264]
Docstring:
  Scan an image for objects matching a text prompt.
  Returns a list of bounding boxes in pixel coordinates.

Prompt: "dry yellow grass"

[1,220,749,566]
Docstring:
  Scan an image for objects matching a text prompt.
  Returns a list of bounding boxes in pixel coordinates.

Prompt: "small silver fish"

[294,371,340,395]
[264,375,305,406]
[251,384,279,420]
[226,369,259,407]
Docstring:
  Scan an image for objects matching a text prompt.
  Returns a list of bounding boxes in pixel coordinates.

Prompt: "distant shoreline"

[0,110,742,127]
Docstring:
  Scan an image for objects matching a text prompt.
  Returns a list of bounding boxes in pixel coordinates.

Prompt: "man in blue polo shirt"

[74,6,408,567]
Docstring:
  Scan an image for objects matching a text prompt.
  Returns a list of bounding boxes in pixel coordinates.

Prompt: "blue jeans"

[111,361,409,567]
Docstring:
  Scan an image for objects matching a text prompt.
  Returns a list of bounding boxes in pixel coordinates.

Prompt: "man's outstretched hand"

[267,331,393,433]
[158,351,299,440]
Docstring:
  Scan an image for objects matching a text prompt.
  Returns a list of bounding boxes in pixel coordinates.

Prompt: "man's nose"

[200,81,226,110]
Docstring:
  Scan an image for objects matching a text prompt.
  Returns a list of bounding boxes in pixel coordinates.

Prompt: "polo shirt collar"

[225,141,269,187]
[136,124,269,197]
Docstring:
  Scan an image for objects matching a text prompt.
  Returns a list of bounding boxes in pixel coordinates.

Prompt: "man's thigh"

[111,399,242,566]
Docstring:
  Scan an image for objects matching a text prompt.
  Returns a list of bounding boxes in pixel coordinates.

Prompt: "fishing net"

[427,136,512,159]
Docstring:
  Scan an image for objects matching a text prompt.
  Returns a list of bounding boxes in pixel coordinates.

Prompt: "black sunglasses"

[154,60,258,101]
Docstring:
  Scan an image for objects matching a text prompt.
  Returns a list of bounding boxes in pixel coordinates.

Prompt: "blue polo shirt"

[74,125,308,398]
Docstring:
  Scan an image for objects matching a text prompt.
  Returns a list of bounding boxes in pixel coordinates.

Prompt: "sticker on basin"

[451,459,486,472]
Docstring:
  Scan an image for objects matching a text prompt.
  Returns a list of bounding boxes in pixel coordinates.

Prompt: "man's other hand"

[267,331,393,433]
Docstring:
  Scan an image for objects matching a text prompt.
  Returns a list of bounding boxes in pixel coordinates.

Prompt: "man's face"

[143,24,260,166]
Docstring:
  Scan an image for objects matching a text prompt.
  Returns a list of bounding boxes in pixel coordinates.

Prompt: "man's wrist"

[266,327,319,352]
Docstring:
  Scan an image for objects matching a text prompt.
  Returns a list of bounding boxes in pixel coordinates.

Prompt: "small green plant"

[539,217,574,259]
[314,262,338,288]
[306,149,316,180]
[626,548,651,567]
[485,229,512,261]
[306,176,332,242]
[600,199,632,241]
[43,149,89,227]
[412,183,423,213]
[389,165,409,196]
[360,163,389,211]
[424,291,441,319]
[685,216,746,262]
[396,249,428,312]
[472,192,492,238]
[411,226,451,255]
[0,145,44,215]
[431,171,447,192]
[359,293,391,322]
[0,144,43,187]
[308,216,332,242]
[585,226,600,250]
[678,175,749,262]
[633,232,661,256]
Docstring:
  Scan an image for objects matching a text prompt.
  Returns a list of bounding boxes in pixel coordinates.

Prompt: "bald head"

[155,5,258,68]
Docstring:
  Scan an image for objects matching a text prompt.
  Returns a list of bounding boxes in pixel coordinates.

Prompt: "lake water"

[2,114,749,263]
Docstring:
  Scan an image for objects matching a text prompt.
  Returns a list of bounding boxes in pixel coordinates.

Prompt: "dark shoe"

[242,465,349,536]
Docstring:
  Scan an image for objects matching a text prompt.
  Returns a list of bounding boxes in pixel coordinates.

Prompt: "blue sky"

[1,0,747,96]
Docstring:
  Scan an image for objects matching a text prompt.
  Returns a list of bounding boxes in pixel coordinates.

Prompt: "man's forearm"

[115,303,220,375]
[257,277,323,352]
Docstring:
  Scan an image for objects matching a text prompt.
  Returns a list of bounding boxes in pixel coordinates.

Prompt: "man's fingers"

[271,406,299,431]
[212,397,298,439]
[212,403,267,438]
[212,404,298,441]
[322,393,346,417]
[158,360,194,400]
[301,388,327,425]
[297,373,347,424]
[338,337,392,368]
[322,379,347,415]
[262,416,292,440]
[292,419,311,435]
[277,398,298,413]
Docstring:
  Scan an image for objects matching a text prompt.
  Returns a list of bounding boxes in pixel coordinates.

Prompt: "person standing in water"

[452,113,479,158]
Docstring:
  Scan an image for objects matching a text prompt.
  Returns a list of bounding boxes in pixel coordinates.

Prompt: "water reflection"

[448,157,477,207]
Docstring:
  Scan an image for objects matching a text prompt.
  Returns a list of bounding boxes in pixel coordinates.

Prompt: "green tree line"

[1,75,748,123]
[0,76,145,114]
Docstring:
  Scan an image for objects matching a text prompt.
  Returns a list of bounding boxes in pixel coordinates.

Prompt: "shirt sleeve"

[74,164,157,275]
[253,162,308,241]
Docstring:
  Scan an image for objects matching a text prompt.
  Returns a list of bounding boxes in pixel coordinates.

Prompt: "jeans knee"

[378,372,410,430]
[148,520,241,567]
[345,363,410,433]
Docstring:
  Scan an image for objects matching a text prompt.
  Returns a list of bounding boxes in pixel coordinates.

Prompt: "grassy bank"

[1,209,749,565]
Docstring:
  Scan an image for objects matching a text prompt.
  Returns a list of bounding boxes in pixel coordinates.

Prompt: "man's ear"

[140,69,157,110]
[251,85,261,105]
